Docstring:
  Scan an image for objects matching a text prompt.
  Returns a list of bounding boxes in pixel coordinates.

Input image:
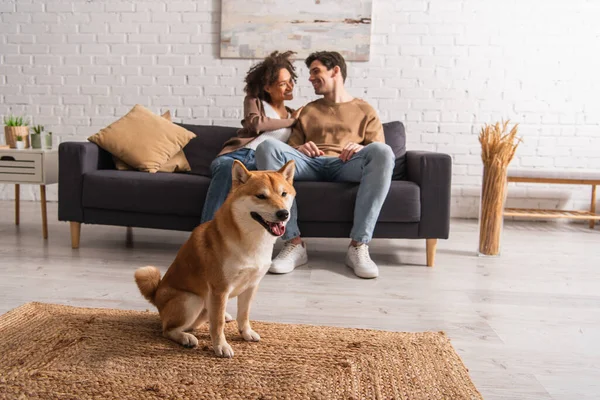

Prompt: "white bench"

[504,168,600,228]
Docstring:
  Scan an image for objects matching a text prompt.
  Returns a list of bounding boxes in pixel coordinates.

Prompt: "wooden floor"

[1,200,599,400]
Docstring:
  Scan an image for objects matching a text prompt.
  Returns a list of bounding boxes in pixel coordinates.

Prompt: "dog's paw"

[214,342,234,358]
[180,333,199,348]
[240,329,261,342]
[224,312,234,323]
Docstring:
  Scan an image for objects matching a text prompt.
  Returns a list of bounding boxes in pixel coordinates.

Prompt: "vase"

[16,141,25,150]
[4,126,29,149]
[477,164,508,256]
[44,134,53,150]
[31,134,42,149]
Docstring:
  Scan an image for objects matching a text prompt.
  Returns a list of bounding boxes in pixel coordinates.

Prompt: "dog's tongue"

[269,222,285,236]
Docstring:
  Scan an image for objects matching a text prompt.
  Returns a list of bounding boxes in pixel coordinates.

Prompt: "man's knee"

[255,138,286,169]
[364,143,395,168]
[256,138,285,155]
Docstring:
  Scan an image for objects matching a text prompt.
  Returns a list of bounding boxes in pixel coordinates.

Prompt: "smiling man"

[255,51,395,279]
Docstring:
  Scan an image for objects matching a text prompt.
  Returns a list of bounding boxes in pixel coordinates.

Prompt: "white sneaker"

[269,241,308,274]
[345,244,379,279]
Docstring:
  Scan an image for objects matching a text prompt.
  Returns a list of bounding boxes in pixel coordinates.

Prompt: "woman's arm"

[238,97,296,138]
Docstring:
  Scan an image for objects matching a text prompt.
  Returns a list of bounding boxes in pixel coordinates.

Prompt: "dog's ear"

[278,160,295,184]
[231,160,251,187]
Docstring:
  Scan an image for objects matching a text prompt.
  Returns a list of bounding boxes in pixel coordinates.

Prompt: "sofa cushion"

[113,111,192,173]
[88,105,195,173]
[383,121,406,180]
[82,170,210,217]
[176,123,238,177]
[82,169,419,222]
[295,180,420,223]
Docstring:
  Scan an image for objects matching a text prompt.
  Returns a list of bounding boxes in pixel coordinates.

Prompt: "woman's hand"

[291,106,304,119]
[297,141,324,158]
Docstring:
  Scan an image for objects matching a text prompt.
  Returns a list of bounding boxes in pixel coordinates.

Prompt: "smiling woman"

[199,51,304,224]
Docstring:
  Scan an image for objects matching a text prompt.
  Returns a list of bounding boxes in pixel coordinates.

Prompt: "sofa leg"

[590,185,597,229]
[70,222,81,249]
[126,226,133,247]
[426,238,437,267]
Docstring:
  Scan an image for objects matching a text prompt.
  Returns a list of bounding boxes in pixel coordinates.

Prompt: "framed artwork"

[220,0,373,61]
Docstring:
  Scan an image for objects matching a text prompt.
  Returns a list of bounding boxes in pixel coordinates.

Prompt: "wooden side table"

[504,168,600,228]
[0,148,58,238]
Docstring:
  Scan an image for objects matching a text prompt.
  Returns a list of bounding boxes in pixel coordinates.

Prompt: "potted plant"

[31,124,44,149]
[3,115,30,149]
[15,135,25,149]
[44,131,53,150]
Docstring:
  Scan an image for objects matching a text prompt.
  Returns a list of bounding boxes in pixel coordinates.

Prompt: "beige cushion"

[88,105,195,173]
[112,111,192,173]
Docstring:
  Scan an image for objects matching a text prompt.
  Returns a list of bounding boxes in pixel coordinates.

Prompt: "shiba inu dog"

[134,160,295,358]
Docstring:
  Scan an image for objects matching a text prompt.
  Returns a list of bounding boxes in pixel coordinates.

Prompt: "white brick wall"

[1,0,599,219]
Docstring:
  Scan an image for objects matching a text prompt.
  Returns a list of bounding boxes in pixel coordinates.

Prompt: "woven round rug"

[0,302,482,400]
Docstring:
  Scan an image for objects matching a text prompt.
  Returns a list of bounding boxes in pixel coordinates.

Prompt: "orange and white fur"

[134,160,295,358]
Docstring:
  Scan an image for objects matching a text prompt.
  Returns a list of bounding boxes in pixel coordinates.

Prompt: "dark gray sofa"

[58,121,451,266]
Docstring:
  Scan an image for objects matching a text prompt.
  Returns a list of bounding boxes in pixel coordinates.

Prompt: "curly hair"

[243,51,298,102]
[305,51,347,82]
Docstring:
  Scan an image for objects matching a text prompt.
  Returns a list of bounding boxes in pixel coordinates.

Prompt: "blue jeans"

[200,148,257,223]
[255,139,395,243]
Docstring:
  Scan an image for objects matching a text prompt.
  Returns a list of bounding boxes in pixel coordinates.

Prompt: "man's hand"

[339,142,364,162]
[297,141,324,158]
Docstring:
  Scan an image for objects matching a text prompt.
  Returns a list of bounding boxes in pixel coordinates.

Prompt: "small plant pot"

[4,126,29,149]
[16,141,25,150]
[30,133,42,149]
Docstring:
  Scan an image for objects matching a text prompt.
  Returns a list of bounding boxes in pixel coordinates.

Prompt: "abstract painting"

[220,0,373,61]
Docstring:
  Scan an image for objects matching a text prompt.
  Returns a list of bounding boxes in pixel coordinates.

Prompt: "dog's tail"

[134,266,162,306]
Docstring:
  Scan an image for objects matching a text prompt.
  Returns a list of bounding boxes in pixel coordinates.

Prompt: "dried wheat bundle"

[478,120,522,255]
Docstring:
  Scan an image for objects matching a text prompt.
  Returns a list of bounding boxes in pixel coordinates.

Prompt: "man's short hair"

[305,51,347,82]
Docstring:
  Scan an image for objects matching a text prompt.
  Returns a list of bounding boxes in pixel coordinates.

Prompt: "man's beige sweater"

[288,98,384,156]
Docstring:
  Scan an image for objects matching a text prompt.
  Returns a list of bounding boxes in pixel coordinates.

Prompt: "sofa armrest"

[58,142,113,222]
[406,150,452,239]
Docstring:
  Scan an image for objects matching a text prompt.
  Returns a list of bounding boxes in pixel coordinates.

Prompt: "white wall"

[1,0,599,218]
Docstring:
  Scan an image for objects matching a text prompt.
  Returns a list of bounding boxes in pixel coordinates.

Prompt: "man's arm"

[287,118,306,148]
[287,116,324,157]
[339,105,384,161]
[362,113,385,145]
